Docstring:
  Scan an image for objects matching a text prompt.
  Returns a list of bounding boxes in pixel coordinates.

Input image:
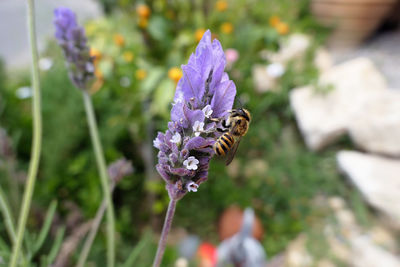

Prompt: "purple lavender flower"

[154,30,237,200]
[53,7,94,90]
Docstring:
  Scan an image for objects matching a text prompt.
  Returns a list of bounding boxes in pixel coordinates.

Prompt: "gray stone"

[290,58,386,150]
[350,236,400,267]
[337,151,400,227]
[348,90,400,157]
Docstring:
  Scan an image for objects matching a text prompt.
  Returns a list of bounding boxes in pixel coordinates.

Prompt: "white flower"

[202,105,213,118]
[153,138,161,149]
[266,63,285,78]
[186,181,199,192]
[170,133,181,144]
[16,86,32,99]
[183,156,199,170]
[38,57,53,71]
[192,121,204,137]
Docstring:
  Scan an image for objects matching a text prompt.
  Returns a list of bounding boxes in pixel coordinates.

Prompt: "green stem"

[77,182,115,267]
[0,186,17,244]
[152,199,177,267]
[82,91,115,267]
[10,0,42,266]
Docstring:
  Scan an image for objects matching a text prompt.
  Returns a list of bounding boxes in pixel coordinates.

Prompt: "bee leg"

[222,119,230,128]
[217,128,228,133]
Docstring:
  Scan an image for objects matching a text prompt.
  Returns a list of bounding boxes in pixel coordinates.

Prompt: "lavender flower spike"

[154,30,237,200]
[54,7,95,90]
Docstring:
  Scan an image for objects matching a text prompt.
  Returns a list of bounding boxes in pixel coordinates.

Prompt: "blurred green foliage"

[0,0,367,266]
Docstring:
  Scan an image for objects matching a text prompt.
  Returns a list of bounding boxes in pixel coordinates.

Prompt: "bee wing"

[225,138,241,166]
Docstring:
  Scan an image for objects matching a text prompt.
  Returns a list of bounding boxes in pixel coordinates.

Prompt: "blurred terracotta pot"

[218,205,264,241]
[311,0,398,48]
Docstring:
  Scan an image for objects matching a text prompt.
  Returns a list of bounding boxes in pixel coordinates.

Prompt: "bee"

[213,108,251,165]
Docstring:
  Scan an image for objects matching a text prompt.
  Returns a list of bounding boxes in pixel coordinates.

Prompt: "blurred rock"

[348,90,400,157]
[252,64,279,93]
[337,151,400,227]
[316,259,336,267]
[369,226,398,252]
[218,205,264,241]
[290,58,386,150]
[350,236,400,267]
[328,196,345,211]
[243,159,269,178]
[285,234,313,267]
[314,48,333,73]
[268,34,311,64]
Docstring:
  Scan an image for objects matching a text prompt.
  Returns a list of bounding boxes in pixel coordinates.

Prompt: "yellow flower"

[138,17,148,29]
[269,15,280,27]
[136,4,151,18]
[195,28,206,42]
[113,34,125,47]
[168,67,183,83]
[216,0,228,12]
[220,22,233,34]
[276,22,289,35]
[123,51,134,62]
[90,48,102,62]
[135,69,147,80]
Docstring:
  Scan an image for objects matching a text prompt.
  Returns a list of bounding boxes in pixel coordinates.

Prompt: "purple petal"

[156,164,172,183]
[183,105,205,126]
[210,80,236,118]
[184,136,208,150]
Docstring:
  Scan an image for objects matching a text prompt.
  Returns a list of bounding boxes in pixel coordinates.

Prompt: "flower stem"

[77,182,115,267]
[10,0,42,266]
[152,199,177,267]
[82,91,115,267]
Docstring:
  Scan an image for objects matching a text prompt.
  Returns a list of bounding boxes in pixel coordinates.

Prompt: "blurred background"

[0,0,400,266]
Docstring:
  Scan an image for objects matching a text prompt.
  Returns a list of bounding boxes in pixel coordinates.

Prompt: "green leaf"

[140,67,165,97]
[151,79,175,117]
[32,200,57,256]
[122,231,152,267]
[45,226,65,266]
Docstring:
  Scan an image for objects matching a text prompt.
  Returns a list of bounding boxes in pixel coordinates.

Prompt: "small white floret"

[193,121,204,137]
[170,132,182,144]
[202,105,213,118]
[183,156,199,170]
[186,181,199,192]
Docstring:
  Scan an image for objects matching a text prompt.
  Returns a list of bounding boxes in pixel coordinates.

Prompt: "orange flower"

[123,51,134,62]
[168,67,183,83]
[138,17,148,29]
[276,22,289,35]
[195,28,206,42]
[220,22,233,34]
[90,69,104,93]
[215,0,228,12]
[269,15,280,27]
[90,48,102,62]
[135,69,147,80]
[136,4,151,18]
[113,34,125,47]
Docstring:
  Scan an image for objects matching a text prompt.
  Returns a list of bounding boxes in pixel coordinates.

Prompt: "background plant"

[0,0,370,266]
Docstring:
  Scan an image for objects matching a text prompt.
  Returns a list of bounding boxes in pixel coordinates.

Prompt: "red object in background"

[218,205,264,241]
[197,242,217,267]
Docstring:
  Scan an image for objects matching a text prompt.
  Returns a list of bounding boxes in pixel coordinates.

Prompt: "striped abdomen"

[213,133,235,156]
